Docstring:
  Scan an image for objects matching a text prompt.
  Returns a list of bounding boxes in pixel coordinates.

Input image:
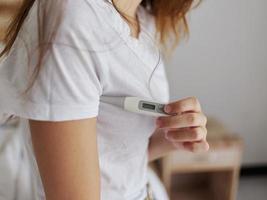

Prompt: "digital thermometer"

[100,96,172,117]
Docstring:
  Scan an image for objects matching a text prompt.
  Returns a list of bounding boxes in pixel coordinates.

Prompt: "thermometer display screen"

[142,103,156,110]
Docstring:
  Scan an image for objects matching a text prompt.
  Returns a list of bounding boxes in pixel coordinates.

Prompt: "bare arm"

[29,117,100,200]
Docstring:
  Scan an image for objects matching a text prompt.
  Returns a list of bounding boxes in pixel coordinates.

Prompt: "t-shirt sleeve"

[29,44,102,121]
[0,1,104,122]
[0,43,103,122]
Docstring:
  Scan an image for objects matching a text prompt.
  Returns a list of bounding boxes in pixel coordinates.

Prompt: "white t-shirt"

[0,0,170,199]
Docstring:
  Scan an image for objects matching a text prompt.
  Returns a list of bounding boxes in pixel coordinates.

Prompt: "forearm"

[148,128,177,162]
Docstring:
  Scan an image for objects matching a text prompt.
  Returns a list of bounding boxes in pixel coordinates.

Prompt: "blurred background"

[162,0,267,199]
[0,0,266,200]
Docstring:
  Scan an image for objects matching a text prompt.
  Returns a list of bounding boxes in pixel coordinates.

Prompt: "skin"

[29,1,209,199]
[113,0,142,38]
[148,97,209,161]
[29,118,100,200]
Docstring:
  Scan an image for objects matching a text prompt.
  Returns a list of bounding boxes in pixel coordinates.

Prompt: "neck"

[112,0,142,18]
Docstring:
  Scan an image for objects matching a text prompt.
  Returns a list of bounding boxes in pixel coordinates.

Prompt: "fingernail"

[164,105,171,113]
[173,142,181,149]
[164,132,170,140]
[164,131,172,140]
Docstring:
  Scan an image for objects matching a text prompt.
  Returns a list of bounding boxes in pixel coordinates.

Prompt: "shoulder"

[15,0,117,52]
[54,0,117,51]
[60,0,103,29]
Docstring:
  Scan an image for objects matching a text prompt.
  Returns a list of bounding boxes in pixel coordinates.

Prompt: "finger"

[157,112,207,129]
[171,142,184,149]
[182,140,210,153]
[165,126,207,142]
[164,96,202,115]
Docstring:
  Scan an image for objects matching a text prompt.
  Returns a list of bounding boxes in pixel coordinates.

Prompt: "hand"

[156,97,209,153]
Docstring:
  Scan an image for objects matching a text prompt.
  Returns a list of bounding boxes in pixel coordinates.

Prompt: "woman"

[0,0,209,199]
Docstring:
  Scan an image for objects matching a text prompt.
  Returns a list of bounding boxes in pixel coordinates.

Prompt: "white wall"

[166,0,267,165]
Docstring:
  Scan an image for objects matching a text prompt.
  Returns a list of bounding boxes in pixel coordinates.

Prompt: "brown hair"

[149,0,199,53]
[0,0,199,123]
[1,0,65,96]
[115,0,200,55]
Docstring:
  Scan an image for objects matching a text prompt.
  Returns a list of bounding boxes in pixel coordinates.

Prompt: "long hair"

[0,0,65,124]
[114,0,200,56]
[0,0,199,123]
